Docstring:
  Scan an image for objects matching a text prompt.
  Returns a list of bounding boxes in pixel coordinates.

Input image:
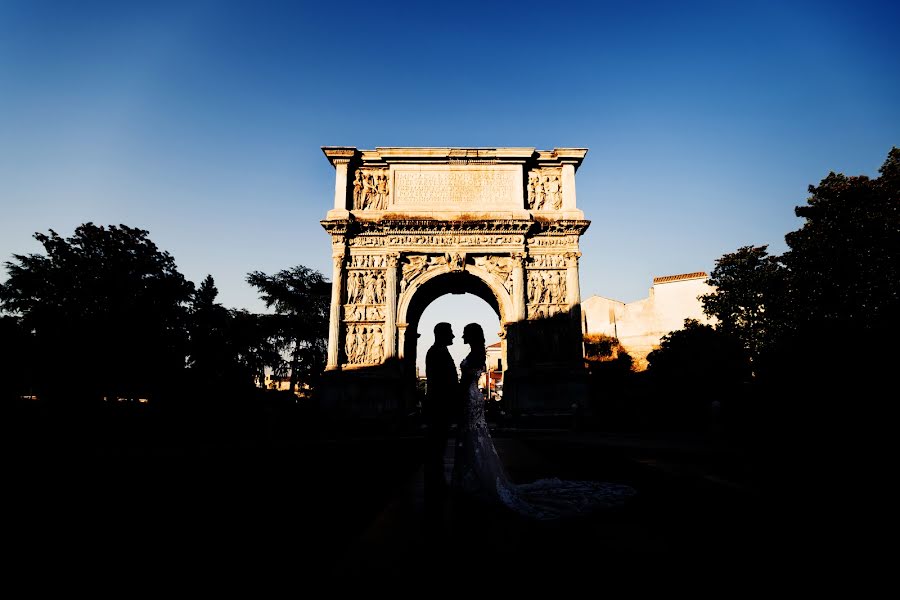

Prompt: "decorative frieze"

[348,254,387,268]
[527,254,569,268]
[529,235,580,247]
[387,233,522,246]
[348,236,385,247]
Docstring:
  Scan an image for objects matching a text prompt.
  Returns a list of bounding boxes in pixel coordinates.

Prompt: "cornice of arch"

[320,215,591,238]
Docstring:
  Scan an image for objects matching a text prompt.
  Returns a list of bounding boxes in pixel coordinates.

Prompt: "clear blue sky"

[2,0,898,371]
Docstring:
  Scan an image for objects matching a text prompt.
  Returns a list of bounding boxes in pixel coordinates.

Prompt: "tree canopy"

[246,265,330,394]
[699,147,900,385]
[700,245,787,370]
[647,319,750,386]
[0,223,194,402]
[784,148,900,333]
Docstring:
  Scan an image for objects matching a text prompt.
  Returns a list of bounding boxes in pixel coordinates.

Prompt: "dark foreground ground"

[9,410,846,587]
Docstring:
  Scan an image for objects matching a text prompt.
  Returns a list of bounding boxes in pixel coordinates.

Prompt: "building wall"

[477,342,504,399]
[582,273,715,370]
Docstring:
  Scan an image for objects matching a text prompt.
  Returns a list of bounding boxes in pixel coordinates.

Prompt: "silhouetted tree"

[0,315,34,401]
[228,308,282,388]
[0,223,193,404]
[186,274,286,394]
[775,149,899,390]
[583,333,635,427]
[646,319,750,430]
[647,319,750,386]
[246,266,329,395]
[700,245,787,374]
[784,148,900,336]
[699,147,899,395]
[187,275,239,386]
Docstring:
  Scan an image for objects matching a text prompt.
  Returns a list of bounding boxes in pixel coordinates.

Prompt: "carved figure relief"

[344,304,384,322]
[526,268,568,318]
[447,252,466,272]
[527,254,568,269]
[344,263,387,321]
[349,254,386,268]
[353,168,390,210]
[527,169,563,211]
[473,255,514,293]
[400,255,429,290]
[400,254,448,292]
[344,324,384,365]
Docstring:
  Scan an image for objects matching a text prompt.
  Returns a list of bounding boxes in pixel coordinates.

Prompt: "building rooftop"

[653,272,708,285]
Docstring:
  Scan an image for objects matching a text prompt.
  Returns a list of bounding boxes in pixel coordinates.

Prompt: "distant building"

[485,341,502,373]
[480,341,503,400]
[259,373,309,397]
[582,272,715,370]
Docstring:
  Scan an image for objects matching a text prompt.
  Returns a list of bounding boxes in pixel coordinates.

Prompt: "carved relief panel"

[343,253,387,365]
[473,255,514,294]
[527,168,563,211]
[526,254,569,319]
[343,323,385,366]
[352,168,390,210]
[399,254,447,293]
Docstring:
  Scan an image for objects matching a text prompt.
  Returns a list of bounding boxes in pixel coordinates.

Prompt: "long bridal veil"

[451,358,636,521]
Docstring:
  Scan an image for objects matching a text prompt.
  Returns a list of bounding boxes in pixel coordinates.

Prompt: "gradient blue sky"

[2,0,898,370]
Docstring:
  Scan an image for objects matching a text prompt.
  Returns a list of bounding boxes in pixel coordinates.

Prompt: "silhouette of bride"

[451,323,636,520]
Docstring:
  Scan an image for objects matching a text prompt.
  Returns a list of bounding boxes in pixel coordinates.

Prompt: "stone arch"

[397,263,513,372]
[319,146,592,418]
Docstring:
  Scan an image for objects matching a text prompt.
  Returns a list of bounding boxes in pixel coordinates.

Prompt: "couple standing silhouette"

[424,321,637,522]
[423,321,480,498]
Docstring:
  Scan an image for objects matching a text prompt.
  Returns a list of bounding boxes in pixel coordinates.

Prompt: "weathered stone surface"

[392,165,522,210]
[320,147,592,417]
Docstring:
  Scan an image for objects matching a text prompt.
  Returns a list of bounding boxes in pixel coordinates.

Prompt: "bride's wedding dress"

[451,356,636,520]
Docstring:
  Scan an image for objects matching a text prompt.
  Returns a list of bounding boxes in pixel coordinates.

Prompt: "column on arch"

[565,251,585,359]
[383,253,400,360]
[396,323,407,360]
[507,251,528,369]
[561,163,577,211]
[326,251,345,370]
[511,251,527,322]
[565,251,582,308]
[332,158,350,210]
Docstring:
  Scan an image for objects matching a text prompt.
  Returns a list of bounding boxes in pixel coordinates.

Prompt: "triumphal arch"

[320,146,591,419]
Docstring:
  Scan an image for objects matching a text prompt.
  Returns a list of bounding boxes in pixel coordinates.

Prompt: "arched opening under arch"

[417,294,501,378]
[401,270,504,379]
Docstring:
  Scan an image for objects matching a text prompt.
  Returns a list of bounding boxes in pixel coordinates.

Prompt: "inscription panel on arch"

[390,165,522,210]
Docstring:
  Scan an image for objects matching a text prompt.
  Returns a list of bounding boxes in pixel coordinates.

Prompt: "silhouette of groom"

[424,322,459,498]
